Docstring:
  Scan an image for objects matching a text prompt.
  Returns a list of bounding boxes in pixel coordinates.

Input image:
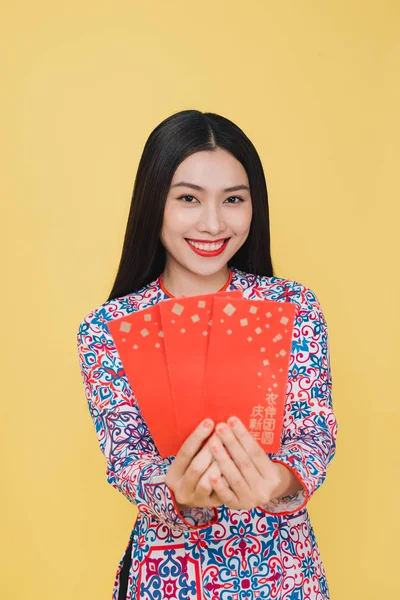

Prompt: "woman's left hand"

[206,416,300,510]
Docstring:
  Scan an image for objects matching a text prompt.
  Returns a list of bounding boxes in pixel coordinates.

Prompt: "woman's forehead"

[171,150,249,189]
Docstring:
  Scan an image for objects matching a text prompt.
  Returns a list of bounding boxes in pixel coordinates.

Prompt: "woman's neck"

[161,263,231,298]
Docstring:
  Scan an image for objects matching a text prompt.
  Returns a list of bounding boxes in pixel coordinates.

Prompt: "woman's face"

[160,147,253,277]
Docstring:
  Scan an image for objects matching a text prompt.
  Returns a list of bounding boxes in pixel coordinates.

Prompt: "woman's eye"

[224,196,244,204]
[177,195,197,203]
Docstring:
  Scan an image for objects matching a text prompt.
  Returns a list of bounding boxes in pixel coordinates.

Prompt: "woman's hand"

[207,416,303,510]
[165,418,230,510]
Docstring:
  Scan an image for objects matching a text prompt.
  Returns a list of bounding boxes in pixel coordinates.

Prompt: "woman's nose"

[198,205,226,234]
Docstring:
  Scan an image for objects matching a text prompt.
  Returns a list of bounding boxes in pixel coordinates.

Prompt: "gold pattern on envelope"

[223,303,236,316]
[171,303,184,316]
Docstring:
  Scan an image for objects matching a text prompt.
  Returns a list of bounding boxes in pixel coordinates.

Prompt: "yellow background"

[2,1,399,598]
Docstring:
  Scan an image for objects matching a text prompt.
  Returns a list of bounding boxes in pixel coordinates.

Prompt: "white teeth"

[187,240,226,251]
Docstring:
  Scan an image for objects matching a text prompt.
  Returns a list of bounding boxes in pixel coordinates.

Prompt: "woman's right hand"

[165,418,229,509]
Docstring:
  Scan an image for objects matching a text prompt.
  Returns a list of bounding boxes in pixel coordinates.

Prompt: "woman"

[77,109,338,599]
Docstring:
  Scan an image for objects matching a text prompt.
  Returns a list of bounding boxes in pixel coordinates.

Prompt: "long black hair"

[107,109,275,301]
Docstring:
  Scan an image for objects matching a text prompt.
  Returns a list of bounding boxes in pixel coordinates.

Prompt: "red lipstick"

[185,238,230,257]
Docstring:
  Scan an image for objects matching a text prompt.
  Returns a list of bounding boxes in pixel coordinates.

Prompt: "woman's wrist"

[271,462,304,500]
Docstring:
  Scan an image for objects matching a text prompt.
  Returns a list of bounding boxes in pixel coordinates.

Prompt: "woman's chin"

[185,256,229,275]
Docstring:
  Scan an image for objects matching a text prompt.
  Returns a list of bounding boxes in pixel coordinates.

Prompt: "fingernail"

[203,419,214,429]
[211,475,219,483]
[228,417,238,427]
[216,423,227,434]
[211,444,219,453]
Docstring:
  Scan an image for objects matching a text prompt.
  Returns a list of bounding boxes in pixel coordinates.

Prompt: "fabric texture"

[76,267,338,599]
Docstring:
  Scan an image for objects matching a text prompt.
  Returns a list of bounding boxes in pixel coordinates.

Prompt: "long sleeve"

[258,286,338,516]
[76,305,218,532]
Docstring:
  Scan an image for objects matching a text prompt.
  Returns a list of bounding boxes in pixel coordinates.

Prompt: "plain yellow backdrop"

[2,1,399,598]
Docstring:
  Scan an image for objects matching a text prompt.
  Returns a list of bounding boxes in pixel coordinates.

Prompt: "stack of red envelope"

[107,292,296,458]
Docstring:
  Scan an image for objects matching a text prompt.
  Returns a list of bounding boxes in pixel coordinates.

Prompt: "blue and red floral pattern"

[76,267,338,599]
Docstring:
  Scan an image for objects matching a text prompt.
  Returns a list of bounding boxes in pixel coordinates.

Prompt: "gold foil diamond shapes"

[172,303,184,316]
[223,303,236,316]
[191,314,200,323]
[240,318,248,327]
[140,328,150,337]
[119,321,132,333]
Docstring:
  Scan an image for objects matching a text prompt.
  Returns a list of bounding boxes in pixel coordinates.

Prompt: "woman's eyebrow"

[171,181,250,192]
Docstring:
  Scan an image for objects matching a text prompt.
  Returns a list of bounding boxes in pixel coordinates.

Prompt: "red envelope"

[159,291,242,449]
[107,304,178,457]
[203,296,296,453]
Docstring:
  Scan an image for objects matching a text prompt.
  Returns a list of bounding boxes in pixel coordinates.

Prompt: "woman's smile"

[185,237,230,256]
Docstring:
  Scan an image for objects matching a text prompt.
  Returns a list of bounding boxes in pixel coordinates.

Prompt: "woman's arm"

[258,284,338,516]
[76,305,218,532]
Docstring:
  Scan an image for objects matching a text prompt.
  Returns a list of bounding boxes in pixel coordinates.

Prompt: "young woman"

[77,109,338,600]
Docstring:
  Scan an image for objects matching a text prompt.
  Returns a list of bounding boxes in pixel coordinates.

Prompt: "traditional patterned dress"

[76,266,338,600]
